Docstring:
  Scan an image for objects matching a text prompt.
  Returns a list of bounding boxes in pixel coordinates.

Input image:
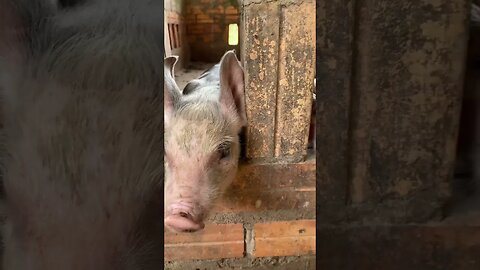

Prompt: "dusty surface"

[241,1,280,160]
[241,0,315,162]
[316,0,469,224]
[165,255,316,270]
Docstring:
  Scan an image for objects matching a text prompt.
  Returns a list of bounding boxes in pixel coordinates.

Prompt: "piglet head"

[164,51,245,233]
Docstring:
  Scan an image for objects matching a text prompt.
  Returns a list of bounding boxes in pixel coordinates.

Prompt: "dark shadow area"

[447,5,480,223]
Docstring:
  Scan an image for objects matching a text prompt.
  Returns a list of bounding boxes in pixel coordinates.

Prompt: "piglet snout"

[165,215,205,233]
[165,202,205,233]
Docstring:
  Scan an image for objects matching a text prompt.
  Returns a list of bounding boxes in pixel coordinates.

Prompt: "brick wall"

[184,0,240,62]
[164,160,316,269]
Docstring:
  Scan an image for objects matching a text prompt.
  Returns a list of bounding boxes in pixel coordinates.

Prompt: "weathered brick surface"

[274,0,315,162]
[164,219,317,262]
[164,223,244,261]
[254,220,316,258]
[241,0,280,160]
[212,159,316,213]
[242,0,315,163]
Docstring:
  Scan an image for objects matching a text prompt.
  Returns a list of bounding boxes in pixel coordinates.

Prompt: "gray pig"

[0,0,165,269]
[164,51,246,233]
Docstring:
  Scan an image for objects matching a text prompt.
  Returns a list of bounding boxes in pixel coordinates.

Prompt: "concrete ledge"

[213,159,316,214]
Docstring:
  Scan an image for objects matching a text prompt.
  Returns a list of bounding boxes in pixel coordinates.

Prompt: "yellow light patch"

[228,24,239,46]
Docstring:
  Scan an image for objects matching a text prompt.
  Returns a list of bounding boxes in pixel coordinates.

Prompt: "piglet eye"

[217,143,231,160]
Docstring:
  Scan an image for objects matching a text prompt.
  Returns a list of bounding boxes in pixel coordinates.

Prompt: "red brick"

[164,223,245,261]
[195,14,214,24]
[254,220,316,257]
[225,6,239,15]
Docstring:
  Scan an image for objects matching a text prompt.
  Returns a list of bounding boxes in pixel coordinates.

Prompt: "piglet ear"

[164,56,181,126]
[219,50,246,127]
[165,55,178,78]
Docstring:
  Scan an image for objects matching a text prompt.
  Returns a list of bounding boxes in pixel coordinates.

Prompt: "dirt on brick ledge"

[164,255,316,270]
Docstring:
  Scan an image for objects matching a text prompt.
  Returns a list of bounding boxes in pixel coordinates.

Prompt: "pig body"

[0,0,164,269]
[164,52,246,233]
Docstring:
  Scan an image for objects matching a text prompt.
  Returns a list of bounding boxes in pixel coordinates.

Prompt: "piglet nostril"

[165,214,206,233]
